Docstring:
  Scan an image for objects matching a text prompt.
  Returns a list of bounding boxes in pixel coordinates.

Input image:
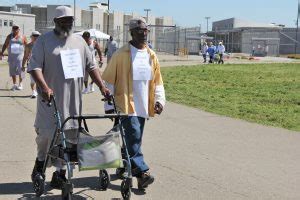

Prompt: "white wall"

[92,8,104,32]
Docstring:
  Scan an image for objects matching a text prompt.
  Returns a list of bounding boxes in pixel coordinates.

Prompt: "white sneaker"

[89,84,95,93]
[16,83,23,90]
[82,87,89,94]
[31,90,38,99]
[10,84,18,91]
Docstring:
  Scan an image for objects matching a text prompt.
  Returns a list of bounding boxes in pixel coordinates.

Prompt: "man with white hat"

[103,16,166,190]
[28,6,110,190]
[216,41,225,64]
[22,31,41,98]
[0,24,27,90]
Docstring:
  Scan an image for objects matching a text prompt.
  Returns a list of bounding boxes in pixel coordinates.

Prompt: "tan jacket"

[102,44,164,117]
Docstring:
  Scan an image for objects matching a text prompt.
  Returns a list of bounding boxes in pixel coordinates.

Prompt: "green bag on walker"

[77,130,123,171]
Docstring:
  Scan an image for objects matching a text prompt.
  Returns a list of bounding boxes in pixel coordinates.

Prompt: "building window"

[4,20,8,26]
[9,20,13,26]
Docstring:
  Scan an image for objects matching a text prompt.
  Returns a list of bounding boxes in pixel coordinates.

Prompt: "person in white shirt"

[22,31,41,98]
[104,36,118,64]
[216,42,225,64]
[102,17,166,190]
[82,31,103,94]
[0,24,28,90]
[201,42,208,63]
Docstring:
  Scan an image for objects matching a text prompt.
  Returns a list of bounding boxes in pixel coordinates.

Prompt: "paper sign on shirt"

[132,54,152,81]
[11,43,21,54]
[60,49,83,79]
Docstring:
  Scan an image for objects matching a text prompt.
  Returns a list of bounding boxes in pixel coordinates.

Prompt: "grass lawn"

[161,63,300,131]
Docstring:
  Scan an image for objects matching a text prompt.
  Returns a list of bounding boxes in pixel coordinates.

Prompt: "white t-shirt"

[130,45,152,118]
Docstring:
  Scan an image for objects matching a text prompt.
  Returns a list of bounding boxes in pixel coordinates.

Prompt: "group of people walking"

[1,5,164,194]
[0,22,120,98]
[201,41,226,64]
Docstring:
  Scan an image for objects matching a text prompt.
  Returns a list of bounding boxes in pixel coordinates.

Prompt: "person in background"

[206,42,215,63]
[102,17,166,190]
[216,41,225,64]
[147,41,153,49]
[0,24,27,90]
[82,31,103,94]
[22,31,41,98]
[201,42,208,63]
[104,36,118,64]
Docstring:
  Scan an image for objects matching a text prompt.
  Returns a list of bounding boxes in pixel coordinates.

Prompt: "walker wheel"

[99,169,110,190]
[121,179,131,200]
[62,182,73,200]
[33,174,45,197]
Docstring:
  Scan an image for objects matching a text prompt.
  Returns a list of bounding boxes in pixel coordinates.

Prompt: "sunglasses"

[133,28,150,34]
[56,17,74,24]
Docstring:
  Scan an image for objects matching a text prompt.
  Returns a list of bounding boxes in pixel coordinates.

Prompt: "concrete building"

[210,18,283,56]
[0,11,35,45]
[1,3,175,52]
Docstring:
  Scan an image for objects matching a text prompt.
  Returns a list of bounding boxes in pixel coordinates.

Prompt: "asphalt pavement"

[0,61,299,200]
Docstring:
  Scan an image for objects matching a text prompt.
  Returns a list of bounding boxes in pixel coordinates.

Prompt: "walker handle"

[42,94,54,107]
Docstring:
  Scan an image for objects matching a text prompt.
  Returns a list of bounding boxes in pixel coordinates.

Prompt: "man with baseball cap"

[102,17,166,190]
[28,6,110,190]
[22,31,41,98]
[0,23,27,90]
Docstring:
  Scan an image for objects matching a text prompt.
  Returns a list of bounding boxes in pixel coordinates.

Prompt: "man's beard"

[54,24,73,38]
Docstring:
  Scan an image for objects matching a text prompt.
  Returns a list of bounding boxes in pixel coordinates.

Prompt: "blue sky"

[5,0,299,30]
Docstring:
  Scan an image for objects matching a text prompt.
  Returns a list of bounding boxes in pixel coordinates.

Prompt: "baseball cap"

[31,31,41,36]
[12,23,20,28]
[54,6,73,19]
[129,17,148,30]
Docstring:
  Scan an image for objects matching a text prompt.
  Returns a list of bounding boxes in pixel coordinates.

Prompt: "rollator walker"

[32,95,133,200]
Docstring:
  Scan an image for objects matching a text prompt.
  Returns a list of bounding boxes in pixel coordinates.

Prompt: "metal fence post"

[174,25,177,55]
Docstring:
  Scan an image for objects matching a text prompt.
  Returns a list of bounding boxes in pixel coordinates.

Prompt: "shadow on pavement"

[0,95,32,98]
[108,179,146,196]
[0,176,146,198]
[19,194,87,199]
[0,89,10,91]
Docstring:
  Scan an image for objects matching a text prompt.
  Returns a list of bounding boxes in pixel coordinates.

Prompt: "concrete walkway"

[0,62,299,200]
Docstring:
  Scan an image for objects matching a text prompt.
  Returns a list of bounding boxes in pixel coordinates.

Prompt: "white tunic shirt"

[130,45,151,118]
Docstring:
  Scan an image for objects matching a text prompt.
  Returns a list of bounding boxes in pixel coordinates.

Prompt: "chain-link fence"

[2,26,300,56]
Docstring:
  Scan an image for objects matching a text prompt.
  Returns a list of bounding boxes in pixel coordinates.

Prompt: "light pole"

[295,0,299,54]
[73,0,76,30]
[101,0,110,34]
[205,17,210,33]
[144,9,151,23]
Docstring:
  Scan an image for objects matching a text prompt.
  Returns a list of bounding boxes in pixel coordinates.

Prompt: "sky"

[3,0,299,31]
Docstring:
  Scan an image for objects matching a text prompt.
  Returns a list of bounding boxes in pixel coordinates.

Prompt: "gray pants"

[35,128,78,168]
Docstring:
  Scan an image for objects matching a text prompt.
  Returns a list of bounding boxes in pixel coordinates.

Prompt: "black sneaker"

[31,158,45,181]
[137,171,154,190]
[50,170,67,189]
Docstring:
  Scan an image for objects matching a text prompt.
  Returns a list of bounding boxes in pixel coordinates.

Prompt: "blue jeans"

[122,116,149,176]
